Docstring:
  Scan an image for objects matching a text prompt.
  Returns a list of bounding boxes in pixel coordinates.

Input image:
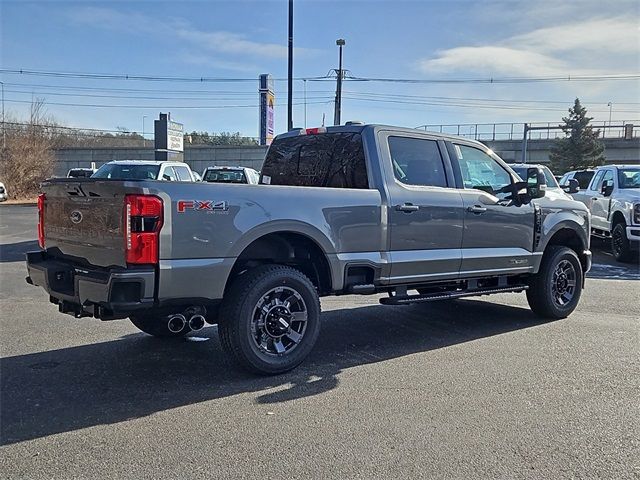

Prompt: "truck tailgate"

[42,179,130,267]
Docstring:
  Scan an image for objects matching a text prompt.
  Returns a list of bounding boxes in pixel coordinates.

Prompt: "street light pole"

[287,0,294,131]
[334,39,345,126]
[142,115,147,148]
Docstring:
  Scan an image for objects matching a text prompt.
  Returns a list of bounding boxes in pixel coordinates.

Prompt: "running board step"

[379,285,529,305]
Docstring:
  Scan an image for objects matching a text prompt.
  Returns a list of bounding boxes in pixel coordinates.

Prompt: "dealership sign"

[259,74,275,146]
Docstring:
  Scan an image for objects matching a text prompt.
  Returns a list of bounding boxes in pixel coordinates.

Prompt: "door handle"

[467,205,487,214]
[395,203,420,213]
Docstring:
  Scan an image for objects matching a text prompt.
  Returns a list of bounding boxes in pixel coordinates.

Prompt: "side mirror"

[601,179,614,197]
[526,167,546,199]
[562,178,579,194]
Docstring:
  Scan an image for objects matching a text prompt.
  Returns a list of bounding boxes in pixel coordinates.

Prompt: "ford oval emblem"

[70,210,83,224]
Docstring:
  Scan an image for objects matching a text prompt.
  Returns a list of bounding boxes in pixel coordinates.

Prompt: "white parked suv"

[571,165,640,262]
[91,161,197,182]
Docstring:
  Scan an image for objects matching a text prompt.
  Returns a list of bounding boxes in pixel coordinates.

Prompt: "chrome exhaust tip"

[188,314,206,332]
[167,314,187,333]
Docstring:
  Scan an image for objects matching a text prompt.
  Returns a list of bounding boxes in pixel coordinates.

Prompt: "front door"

[450,142,537,276]
[589,169,614,231]
[380,132,464,284]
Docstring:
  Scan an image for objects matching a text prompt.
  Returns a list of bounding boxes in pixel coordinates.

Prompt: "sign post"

[259,74,275,146]
[154,113,184,161]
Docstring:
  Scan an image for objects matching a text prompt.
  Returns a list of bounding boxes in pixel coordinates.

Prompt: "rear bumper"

[25,251,155,319]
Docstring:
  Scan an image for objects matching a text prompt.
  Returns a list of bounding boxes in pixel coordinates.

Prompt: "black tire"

[526,246,583,319]
[130,313,190,338]
[218,265,321,375]
[611,222,634,263]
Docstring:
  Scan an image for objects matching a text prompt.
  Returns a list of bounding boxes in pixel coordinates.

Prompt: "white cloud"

[418,16,640,77]
[68,6,313,70]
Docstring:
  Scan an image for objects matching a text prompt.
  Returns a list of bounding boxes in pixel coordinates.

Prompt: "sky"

[1,0,639,139]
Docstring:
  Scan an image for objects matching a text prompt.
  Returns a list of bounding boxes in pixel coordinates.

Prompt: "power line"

[345,74,640,84]
[4,98,333,109]
[2,68,638,84]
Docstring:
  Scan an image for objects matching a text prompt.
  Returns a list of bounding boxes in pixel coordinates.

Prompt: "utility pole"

[334,39,345,126]
[303,79,307,128]
[0,81,5,149]
[607,102,612,137]
[142,115,147,148]
[287,0,294,131]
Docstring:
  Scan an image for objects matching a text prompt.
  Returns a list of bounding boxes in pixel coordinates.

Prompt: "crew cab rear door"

[378,131,464,283]
[447,141,536,276]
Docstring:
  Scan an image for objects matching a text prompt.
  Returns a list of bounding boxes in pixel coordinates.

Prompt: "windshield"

[512,166,559,188]
[92,163,160,180]
[203,169,247,183]
[618,168,640,189]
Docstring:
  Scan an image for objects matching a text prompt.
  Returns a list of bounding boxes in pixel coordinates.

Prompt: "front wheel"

[218,265,321,375]
[526,246,583,319]
[611,222,634,263]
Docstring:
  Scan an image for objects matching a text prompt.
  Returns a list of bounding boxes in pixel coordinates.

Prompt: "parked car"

[509,163,577,200]
[202,166,260,184]
[0,181,7,202]
[558,169,596,191]
[91,160,196,182]
[67,168,97,178]
[571,165,640,262]
[27,124,592,374]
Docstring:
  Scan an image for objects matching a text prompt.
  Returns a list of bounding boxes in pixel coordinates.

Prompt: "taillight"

[37,193,46,249]
[124,194,163,265]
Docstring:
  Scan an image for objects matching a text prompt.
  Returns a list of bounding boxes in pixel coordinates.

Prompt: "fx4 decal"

[177,200,229,213]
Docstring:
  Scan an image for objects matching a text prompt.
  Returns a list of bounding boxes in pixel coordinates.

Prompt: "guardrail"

[415,121,639,141]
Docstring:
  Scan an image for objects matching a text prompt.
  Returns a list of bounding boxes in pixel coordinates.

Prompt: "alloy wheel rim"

[612,228,624,256]
[251,286,308,356]
[551,259,577,308]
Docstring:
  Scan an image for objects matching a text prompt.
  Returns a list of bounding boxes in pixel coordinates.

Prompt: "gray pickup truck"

[26,124,592,374]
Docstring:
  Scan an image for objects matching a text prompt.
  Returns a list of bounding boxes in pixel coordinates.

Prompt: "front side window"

[388,136,447,187]
[589,170,604,191]
[174,165,193,182]
[596,170,614,190]
[454,144,511,195]
[261,133,368,189]
[161,166,176,181]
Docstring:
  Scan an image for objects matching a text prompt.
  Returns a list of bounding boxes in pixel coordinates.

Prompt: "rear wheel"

[611,222,634,263]
[218,265,321,375]
[130,314,190,338]
[526,246,583,319]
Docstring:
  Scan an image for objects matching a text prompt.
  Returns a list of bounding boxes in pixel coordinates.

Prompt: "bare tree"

[0,98,57,198]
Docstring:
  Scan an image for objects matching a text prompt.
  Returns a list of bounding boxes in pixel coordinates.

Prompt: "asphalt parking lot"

[1,205,638,479]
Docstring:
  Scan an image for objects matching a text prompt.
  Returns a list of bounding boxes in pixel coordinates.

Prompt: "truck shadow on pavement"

[0,240,38,263]
[1,299,550,446]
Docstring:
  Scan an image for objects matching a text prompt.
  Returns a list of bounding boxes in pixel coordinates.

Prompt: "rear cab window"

[260,133,369,189]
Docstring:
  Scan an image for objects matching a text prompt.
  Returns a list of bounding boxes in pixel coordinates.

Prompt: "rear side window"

[261,133,369,189]
[389,137,447,187]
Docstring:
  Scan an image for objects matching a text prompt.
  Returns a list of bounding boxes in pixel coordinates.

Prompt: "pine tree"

[549,98,606,174]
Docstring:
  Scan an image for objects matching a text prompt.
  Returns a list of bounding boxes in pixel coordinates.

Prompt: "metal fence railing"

[415,121,639,141]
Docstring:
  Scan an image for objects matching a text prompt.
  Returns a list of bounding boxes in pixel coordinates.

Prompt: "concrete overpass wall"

[483,137,639,165]
[53,137,638,177]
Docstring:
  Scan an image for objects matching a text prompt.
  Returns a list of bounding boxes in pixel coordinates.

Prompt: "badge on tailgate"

[177,200,228,213]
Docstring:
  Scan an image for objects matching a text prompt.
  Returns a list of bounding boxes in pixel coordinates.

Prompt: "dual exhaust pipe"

[167,313,206,333]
